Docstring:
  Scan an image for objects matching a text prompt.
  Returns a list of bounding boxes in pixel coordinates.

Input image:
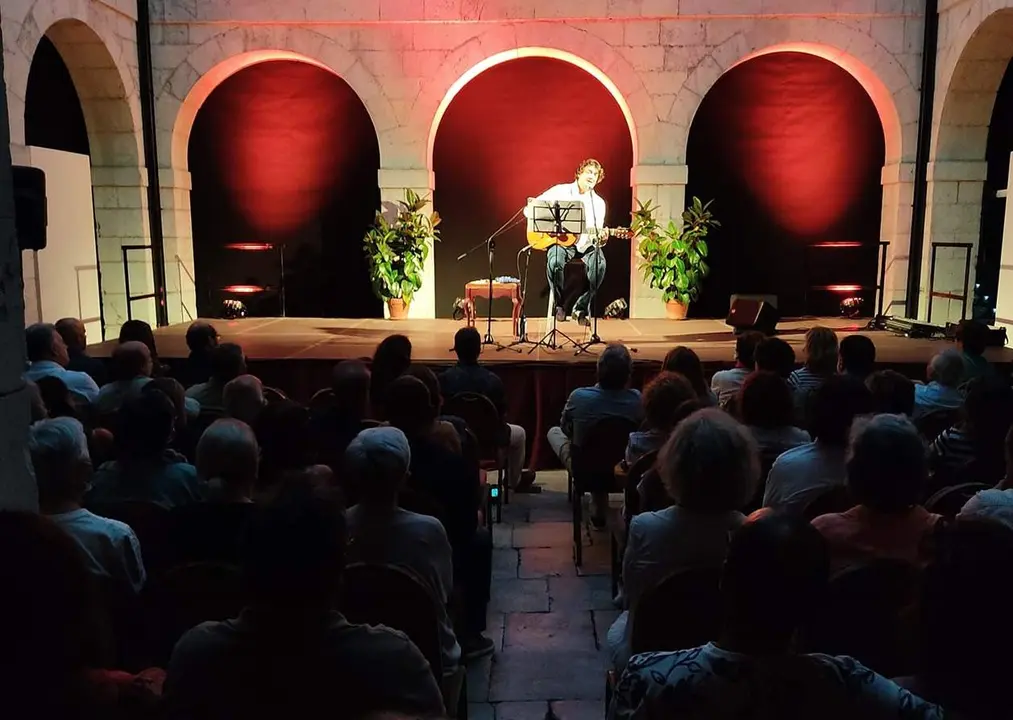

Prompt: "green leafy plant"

[363,189,440,305]
[631,196,719,306]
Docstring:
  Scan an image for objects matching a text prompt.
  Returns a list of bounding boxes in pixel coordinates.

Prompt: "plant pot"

[665,300,689,320]
[387,298,410,319]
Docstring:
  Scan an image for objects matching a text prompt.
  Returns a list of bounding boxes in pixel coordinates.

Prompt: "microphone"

[456,251,468,261]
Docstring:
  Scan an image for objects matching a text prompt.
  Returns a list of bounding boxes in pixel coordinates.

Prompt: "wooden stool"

[464,280,522,337]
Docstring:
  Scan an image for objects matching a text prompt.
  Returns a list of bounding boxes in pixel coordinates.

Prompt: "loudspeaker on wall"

[12,166,47,251]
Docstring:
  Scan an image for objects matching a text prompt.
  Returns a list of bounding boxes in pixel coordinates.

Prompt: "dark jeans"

[453,527,492,635]
[546,244,606,315]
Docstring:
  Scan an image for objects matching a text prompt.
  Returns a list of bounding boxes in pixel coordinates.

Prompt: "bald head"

[111,341,152,381]
[55,318,86,353]
[223,374,266,426]
[196,419,259,497]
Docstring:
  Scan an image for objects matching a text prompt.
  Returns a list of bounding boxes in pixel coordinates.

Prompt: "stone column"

[920,160,988,324]
[878,162,916,317]
[994,154,1013,334]
[630,164,688,319]
[0,41,38,511]
[159,168,197,325]
[377,168,436,319]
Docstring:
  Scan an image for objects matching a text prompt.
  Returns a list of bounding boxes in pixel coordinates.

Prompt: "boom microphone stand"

[574,232,605,356]
[500,246,536,350]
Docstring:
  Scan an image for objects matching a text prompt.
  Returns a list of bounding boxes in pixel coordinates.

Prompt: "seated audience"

[608,409,758,673]
[753,336,796,379]
[954,319,995,384]
[636,398,708,513]
[710,331,765,409]
[223,374,266,427]
[928,376,1013,481]
[812,414,940,572]
[406,365,464,456]
[24,322,99,403]
[170,419,259,566]
[56,317,106,386]
[958,426,1013,531]
[26,378,48,423]
[253,400,330,503]
[30,417,145,595]
[88,390,203,510]
[118,319,168,377]
[625,371,696,467]
[185,343,246,412]
[35,375,80,420]
[662,346,716,405]
[913,349,965,420]
[764,375,873,515]
[345,427,461,674]
[866,369,916,416]
[178,321,219,388]
[788,326,839,416]
[162,487,446,719]
[144,377,199,457]
[311,359,373,474]
[94,341,152,416]
[838,334,876,381]
[440,326,536,492]
[548,343,643,526]
[739,371,811,471]
[370,334,413,420]
[611,513,942,719]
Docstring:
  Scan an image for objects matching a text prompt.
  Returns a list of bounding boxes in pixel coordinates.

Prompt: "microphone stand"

[501,246,536,350]
[574,231,605,355]
[456,206,527,351]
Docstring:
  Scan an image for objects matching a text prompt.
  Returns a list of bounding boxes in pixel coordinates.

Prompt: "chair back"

[308,388,336,417]
[630,566,723,655]
[623,449,659,522]
[572,416,639,493]
[90,501,174,573]
[801,559,919,676]
[802,484,854,521]
[443,392,502,461]
[340,563,443,676]
[263,386,288,404]
[925,482,990,517]
[915,409,960,442]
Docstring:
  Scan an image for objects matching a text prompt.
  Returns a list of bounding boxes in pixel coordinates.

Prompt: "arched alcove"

[432,56,634,319]
[25,36,89,155]
[686,51,886,318]
[187,60,381,318]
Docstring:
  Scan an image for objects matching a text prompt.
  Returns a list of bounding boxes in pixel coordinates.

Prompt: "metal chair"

[443,392,510,513]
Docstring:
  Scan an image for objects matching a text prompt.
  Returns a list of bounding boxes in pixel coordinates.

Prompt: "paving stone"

[548,576,614,612]
[519,547,578,578]
[513,522,573,548]
[493,548,519,579]
[493,523,514,548]
[486,611,506,651]
[469,702,495,720]
[551,700,604,720]
[528,505,573,522]
[490,578,550,613]
[495,700,549,720]
[500,503,530,524]
[467,654,493,702]
[505,611,597,652]
[575,538,612,577]
[489,649,607,702]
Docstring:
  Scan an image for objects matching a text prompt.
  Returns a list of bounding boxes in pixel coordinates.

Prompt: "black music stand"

[528,200,584,353]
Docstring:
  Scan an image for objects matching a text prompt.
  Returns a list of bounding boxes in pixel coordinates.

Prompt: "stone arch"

[415,24,657,170]
[160,29,395,170]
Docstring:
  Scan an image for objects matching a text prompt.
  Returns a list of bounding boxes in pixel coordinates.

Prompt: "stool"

[464,280,522,336]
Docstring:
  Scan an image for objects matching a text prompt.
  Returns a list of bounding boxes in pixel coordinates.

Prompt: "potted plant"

[363,188,440,319]
[631,196,719,320]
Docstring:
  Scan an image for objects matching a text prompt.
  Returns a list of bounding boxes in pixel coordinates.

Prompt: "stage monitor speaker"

[12,166,47,251]
[726,294,779,335]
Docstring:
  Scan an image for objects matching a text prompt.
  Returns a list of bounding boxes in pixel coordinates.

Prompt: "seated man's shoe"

[513,469,541,493]
[574,308,591,327]
[461,634,496,662]
[554,306,566,324]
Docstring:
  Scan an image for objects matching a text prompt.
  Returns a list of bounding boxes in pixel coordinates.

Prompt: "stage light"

[224,242,274,252]
[222,284,266,295]
[221,299,247,319]
[840,296,863,318]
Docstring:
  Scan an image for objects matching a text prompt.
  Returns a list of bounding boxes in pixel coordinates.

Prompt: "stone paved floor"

[467,471,615,720]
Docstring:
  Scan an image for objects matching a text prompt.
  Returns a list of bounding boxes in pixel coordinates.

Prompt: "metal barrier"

[926,241,973,322]
[121,244,159,322]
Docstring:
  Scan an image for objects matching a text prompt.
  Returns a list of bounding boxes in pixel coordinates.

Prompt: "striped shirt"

[928,427,975,473]
[788,366,827,393]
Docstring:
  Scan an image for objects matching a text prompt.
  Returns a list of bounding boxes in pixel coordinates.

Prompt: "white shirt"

[710,367,751,409]
[48,507,146,593]
[532,182,606,253]
[25,361,100,403]
[763,441,848,515]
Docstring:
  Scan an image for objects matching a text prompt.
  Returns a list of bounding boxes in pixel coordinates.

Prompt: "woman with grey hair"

[607,408,759,673]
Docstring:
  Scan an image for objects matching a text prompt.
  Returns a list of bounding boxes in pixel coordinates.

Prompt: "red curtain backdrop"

[433,57,634,319]
[686,52,886,318]
[188,60,381,319]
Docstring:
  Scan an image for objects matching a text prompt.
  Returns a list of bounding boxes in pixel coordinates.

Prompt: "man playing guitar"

[529,159,608,326]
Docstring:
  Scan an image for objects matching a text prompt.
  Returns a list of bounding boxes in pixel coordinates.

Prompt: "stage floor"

[92,316,1013,368]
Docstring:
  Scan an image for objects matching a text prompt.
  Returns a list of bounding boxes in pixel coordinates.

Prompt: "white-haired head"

[28,417,91,509]
[223,375,266,426]
[928,348,965,388]
[344,426,411,504]
[196,419,259,498]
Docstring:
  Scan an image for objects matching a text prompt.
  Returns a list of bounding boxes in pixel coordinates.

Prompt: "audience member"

[88,389,203,510]
[311,359,373,475]
[253,400,324,503]
[118,319,167,377]
[710,331,765,409]
[548,343,643,526]
[954,319,995,384]
[764,374,873,515]
[636,398,708,513]
[610,513,942,720]
[440,327,536,492]
[370,334,412,420]
[753,336,796,379]
[913,349,965,420]
[345,427,461,675]
[223,374,266,427]
[405,365,464,456]
[26,378,48,423]
[838,334,876,380]
[812,414,940,572]
[35,375,79,420]
[738,371,811,471]
[178,321,219,388]
[928,376,1013,481]
[94,341,152,416]
[662,346,716,405]
[958,426,1013,531]
[866,369,916,416]
[56,317,106,386]
[30,417,145,595]
[608,409,758,672]
[24,322,99,403]
[185,343,246,412]
[625,371,696,467]
[788,326,839,413]
[162,487,446,719]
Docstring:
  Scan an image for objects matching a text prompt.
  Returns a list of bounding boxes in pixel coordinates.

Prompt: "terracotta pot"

[665,299,689,320]
[387,298,410,319]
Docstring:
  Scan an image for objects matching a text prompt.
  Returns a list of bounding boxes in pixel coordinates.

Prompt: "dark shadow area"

[189,60,381,319]
[25,35,89,155]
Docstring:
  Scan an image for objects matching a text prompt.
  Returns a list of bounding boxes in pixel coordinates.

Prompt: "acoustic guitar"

[526,226,633,251]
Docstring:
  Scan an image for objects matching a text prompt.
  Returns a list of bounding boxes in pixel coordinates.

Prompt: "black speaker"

[12,166,47,251]
[726,294,779,335]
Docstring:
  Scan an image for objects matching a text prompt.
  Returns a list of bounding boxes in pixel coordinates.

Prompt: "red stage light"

[224,242,275,252]
[222,284,266,294]
[826,284,862,293]
[810,242,863,248]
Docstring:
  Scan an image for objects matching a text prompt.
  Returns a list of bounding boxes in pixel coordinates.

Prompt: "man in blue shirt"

[24,323,100,404]
[913,349,965,420]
